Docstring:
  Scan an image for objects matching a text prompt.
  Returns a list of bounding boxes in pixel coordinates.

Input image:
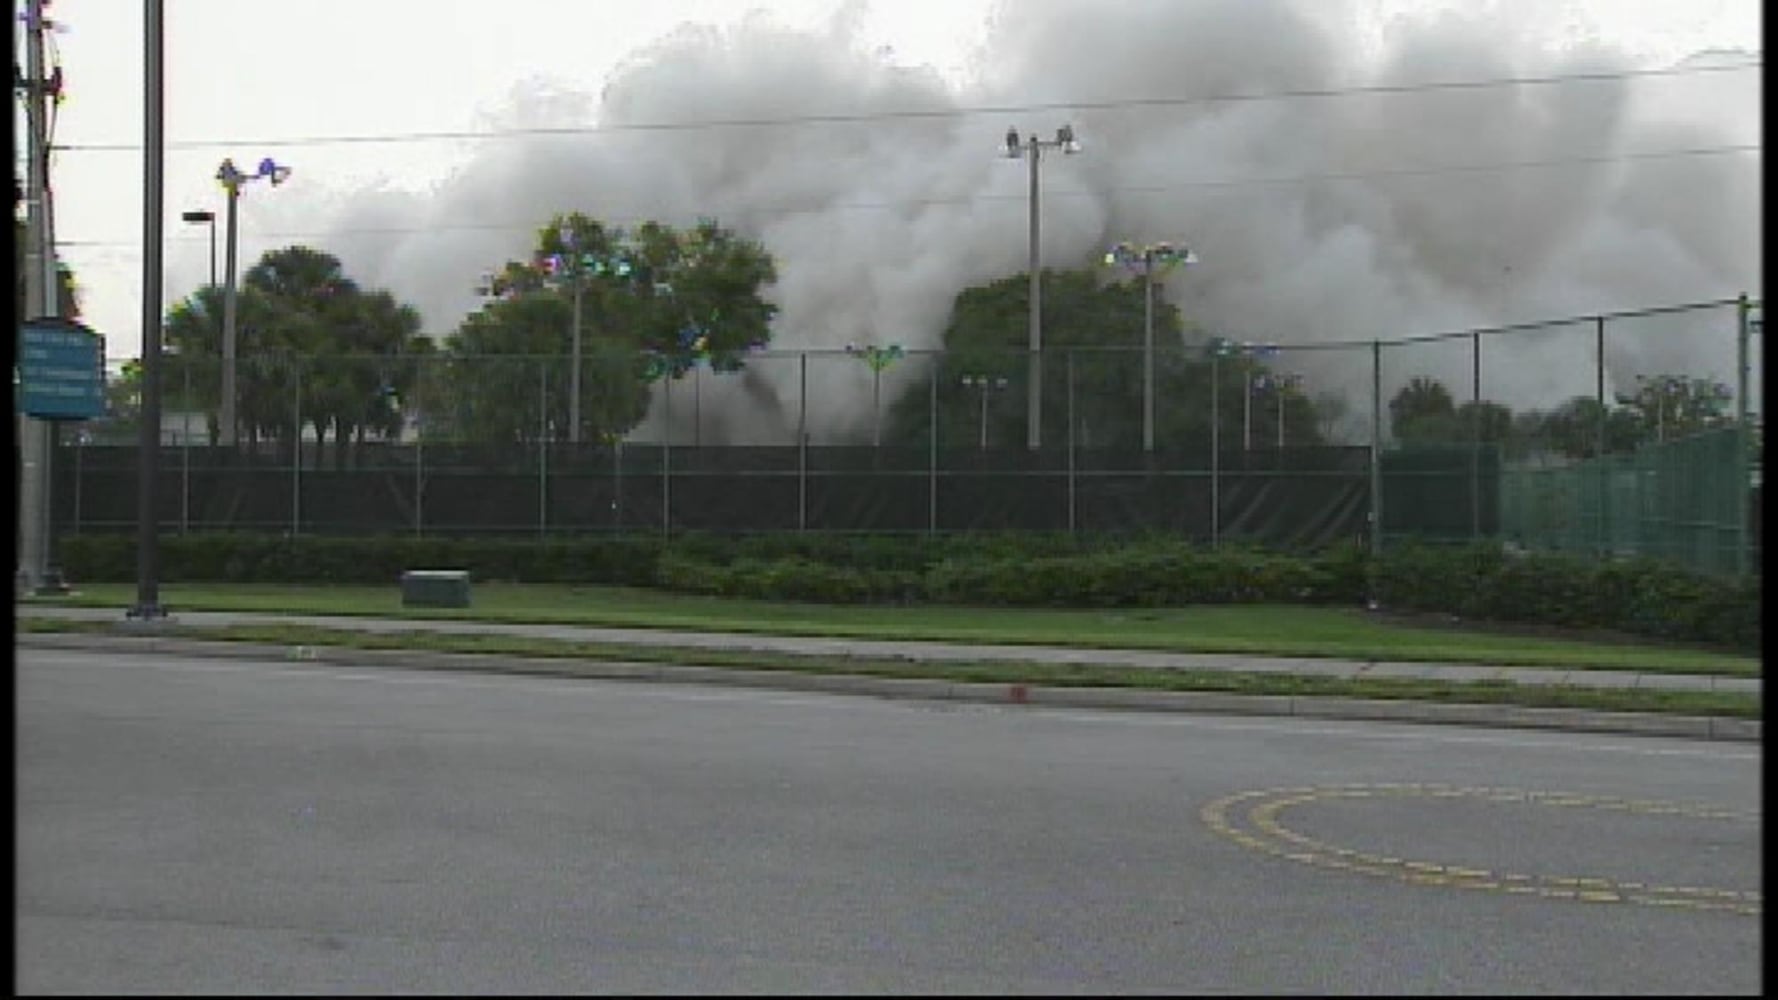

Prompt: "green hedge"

[56,532,664,588]
[1373,542,1759,651]
[54,532,1757,651]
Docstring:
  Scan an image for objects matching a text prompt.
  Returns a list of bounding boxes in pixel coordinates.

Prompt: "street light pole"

[220,180,238,444]
[1005,125,1081,450]
[1233,342,1279,453]
[130,0,167,619]
[1278,382,1287,449]
[1252,372,1303,449]
[847,343,905,447]
[557,223,587,444]
[215,156,291,447]
[181,209,216,451]
[1244,373,1254,452]
[961,375,1007,450]
[1104,241,1197,452]
[181,209,216,290]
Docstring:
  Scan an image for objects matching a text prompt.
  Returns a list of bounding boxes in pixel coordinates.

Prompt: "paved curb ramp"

[14,610,1761,744]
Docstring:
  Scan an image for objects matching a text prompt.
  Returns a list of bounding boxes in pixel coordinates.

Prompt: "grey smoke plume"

[293,0,1762,444]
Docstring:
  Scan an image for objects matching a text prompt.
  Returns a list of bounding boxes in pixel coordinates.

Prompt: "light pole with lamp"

[544,223,601,444]
[179,208,215,519]
[961,374,1009,450]
[846,342,905,447]
[1630,374,1688,443]
[1235,342,1280,450]
[1004,124,1081,451]
[1205,338,1237,547]
[215,156,291,447]
[1253,372,1305,448]
[181,209,216,289]
[1103,241,1197,452]
[536,230,669,445]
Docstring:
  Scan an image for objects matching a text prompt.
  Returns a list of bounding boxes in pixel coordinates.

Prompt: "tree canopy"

[429,213,777,445]
[160,245,427,461]
[1384,373,1732,461]
[881,268,1326,451]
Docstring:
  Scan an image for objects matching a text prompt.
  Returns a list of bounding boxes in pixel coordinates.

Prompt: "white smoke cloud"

[289,0,1760,443]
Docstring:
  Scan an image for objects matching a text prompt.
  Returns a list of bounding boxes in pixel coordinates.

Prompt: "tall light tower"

[1234,342,1280,450]
[215,155,291,447]
[961,374,1009,450]
[1252,372,1305,448]
[1104,241,1198,451]
[1004,124,1081,450]
[546,222,599,443]
[846,342,905,447]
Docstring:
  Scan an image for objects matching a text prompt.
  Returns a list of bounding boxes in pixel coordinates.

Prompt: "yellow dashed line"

[1199,784,1758,918]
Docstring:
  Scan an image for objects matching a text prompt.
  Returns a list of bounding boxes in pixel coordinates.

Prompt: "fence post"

[662,373,671,537]
[928,360,938,534]
[1369,340,1382,561]
[1735,294,1751,576]
[1066,349,1076,534]
[538,359,548,538]
[181,355,190,533]
[1211,354,1220,548]
[798,350,807,532]
[292,357,301,536]
[72,431,82,535]
[1595,315,1608,556]
[1736,293,1751,428]
[414,358,424,537]
[1471,329,1481,541]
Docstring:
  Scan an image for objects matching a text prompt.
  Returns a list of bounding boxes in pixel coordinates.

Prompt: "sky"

[16,0,1764,443]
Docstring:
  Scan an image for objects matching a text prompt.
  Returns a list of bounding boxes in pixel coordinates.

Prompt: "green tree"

[82,358,144,443]
[880,268,1324,451]
[1515,396,1642,460]
[161,245,429,461]
[1616,374,1733,443]
[440,213,777,445]
[1388,377,1458,446]
[1456,400,1514,444]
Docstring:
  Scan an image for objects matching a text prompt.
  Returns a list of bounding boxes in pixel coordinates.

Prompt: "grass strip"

[19,584,1759,676]
[19,617,1758,720]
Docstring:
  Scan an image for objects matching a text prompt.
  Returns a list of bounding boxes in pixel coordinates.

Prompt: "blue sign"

[17,319,106,420]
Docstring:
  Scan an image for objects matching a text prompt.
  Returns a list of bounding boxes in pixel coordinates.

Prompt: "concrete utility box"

[401,569,471,608]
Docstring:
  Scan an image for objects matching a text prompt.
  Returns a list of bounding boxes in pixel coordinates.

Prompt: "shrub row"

[1371,542,1760,652]
[54,531,1757,651]
[56,532,664,588]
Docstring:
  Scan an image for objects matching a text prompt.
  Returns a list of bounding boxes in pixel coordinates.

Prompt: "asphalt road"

[16,647,1762,995]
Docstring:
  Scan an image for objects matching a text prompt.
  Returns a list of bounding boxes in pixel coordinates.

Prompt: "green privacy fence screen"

[1498,426,1755,578]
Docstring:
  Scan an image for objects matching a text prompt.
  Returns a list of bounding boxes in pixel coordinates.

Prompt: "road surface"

[17,647,1761,994]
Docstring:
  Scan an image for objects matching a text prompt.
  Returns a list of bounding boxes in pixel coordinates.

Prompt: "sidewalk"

[17,604,1760,696]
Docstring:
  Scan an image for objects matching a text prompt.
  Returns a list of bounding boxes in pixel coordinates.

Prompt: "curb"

[17,632,1761,743]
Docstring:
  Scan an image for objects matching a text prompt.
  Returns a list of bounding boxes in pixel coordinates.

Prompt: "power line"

[49,60,1762,153]
[52,141,1761,250]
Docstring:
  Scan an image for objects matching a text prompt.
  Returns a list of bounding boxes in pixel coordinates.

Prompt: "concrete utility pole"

[1004,125,1081,450]
[17,0,60,595]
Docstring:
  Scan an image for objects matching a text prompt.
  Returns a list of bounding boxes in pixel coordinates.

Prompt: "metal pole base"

[31,567,71,596]
[124,603,172,622]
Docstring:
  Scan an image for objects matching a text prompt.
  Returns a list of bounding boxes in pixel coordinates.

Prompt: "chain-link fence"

[1500,426,1753,577]
[54,297,1759,575]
